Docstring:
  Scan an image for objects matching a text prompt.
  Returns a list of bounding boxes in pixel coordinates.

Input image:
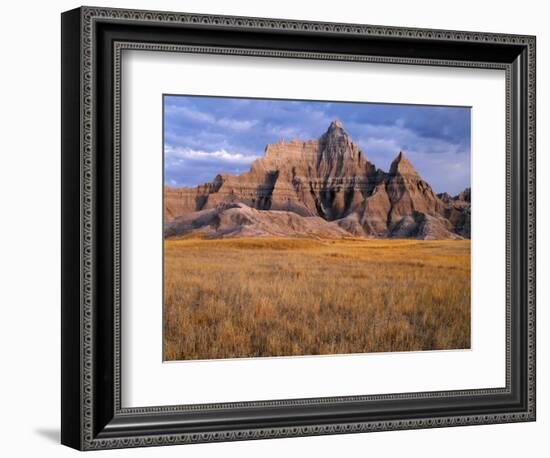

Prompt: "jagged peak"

[320,120,352,146]
[455,187,471,202]
[389,151,419,176]
[325,120,347,137]
[317,120,362,170]
[329,119,344,129]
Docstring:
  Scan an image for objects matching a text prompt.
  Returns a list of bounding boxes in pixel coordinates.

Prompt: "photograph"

[163,96,472,361]
[56,3,537,452]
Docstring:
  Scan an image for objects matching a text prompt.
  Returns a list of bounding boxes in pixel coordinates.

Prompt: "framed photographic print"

[61,6,536,450]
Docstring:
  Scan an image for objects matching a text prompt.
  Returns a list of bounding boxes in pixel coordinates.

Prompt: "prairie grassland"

[163,237,470,361]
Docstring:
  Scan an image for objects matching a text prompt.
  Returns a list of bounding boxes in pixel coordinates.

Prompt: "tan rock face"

[386,152,444,227]
[438,188,471,238]
[165,203,350,239]
[165,121,470,240]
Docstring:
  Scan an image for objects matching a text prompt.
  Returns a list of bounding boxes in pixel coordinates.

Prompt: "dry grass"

[163,237,470,361]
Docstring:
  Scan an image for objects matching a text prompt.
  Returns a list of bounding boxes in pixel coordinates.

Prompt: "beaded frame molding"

[61,6,536,451]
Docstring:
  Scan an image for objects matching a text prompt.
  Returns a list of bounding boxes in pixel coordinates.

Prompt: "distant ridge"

[165,121,470,240]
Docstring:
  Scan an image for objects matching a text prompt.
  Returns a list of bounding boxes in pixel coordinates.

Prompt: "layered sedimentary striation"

[165,121,471,240]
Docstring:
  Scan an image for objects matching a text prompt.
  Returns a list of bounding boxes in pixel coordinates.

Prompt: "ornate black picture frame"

[61,6,536,450]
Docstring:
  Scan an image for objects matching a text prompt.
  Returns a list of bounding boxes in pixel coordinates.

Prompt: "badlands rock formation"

[165,121,471,240]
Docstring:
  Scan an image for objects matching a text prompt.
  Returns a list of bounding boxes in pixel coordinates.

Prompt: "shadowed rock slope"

[165,121,470,240]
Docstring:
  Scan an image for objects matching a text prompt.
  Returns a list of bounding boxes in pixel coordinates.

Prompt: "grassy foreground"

[163,237,470,361]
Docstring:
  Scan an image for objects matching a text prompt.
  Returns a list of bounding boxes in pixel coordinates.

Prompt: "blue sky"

[164,95,471,195]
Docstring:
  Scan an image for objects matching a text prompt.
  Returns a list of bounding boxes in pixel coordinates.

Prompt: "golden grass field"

[163,237,470,361]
